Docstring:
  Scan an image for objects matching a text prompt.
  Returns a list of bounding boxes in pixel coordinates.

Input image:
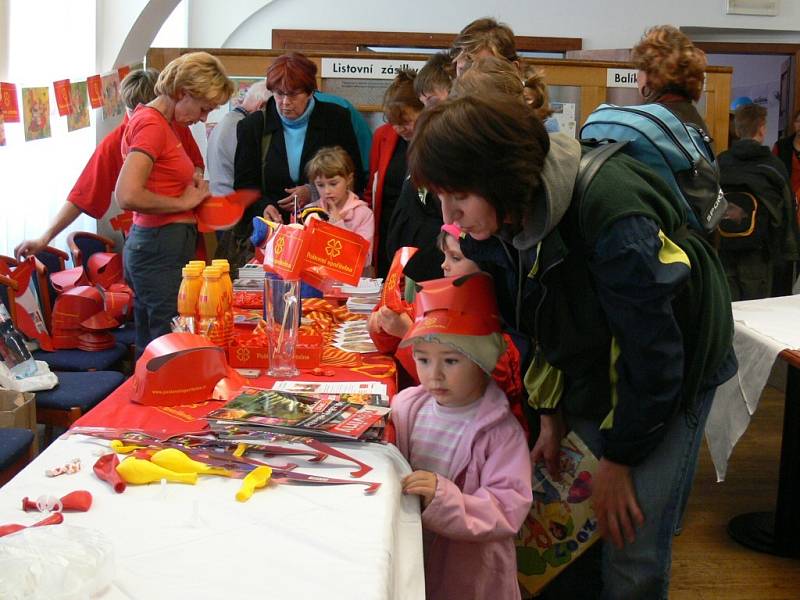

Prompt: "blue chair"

[0,428,35,486]
[66,231,115,271]
[36,371,126,443]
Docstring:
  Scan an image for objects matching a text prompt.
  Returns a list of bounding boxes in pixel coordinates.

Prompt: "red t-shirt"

[67,115,203,221]
[122,106,198,228]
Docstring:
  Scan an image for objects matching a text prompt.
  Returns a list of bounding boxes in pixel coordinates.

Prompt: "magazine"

[206,387,390,441]
[271,380,388,407]
[516,431,600,597]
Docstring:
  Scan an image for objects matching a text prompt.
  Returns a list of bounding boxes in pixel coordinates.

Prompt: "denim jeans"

[123,223,197,356]
[543,386,716,600]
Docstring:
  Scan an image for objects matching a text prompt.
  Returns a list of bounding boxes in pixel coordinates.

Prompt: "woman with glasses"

[233,52,363,236]
[364,70,424,277]
[115,52,233,355]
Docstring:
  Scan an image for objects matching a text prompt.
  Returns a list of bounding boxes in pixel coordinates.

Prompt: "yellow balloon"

[116,457,197,485]
[236,466,272,502]
[151,448,231,477]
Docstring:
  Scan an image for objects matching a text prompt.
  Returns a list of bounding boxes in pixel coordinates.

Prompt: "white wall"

[180,0,800,50]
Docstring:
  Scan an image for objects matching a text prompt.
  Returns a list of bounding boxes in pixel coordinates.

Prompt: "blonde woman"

[116,51,233,354]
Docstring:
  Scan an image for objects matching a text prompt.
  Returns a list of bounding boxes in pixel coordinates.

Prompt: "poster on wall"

[22,87,51,141]
[550,102,577,138]
[86,75,103,109]
[67,81,90,132]
[101,72,123,120]
[0,114,6,146]
[1,82,20,123]
[53,79,72,117]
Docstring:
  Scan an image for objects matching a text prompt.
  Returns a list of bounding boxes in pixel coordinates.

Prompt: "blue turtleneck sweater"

[279,96,315,183]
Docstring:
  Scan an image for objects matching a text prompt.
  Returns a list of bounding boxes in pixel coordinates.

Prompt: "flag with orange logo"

[300,219,369,286]
[0,82,20,123]
[53,79,72,116]
[86,75,103,109]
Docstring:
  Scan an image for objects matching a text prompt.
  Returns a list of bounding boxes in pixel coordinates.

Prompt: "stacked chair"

[0,264,126,445]
[0,428,35,486]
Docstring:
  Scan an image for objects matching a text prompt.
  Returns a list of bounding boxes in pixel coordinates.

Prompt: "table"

[0,360,425,599]
[704,295,800,557]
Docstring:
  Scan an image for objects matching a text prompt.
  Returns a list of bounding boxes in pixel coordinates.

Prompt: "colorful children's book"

[516,431,600,597]
[206,387,390,441]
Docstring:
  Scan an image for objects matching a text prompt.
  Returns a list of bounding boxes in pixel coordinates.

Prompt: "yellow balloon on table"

[236,466,272,502]
[116,457,198,485]
[150,448,232,477]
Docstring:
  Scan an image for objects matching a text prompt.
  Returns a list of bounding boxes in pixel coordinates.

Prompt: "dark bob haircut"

[267,52,317,94]
[408,93,550,227]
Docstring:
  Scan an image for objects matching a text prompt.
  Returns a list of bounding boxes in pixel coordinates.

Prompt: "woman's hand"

[531,411,567,481]
[277,185,311,212]
[377,306,412,338]
[263,204,283,223]
[180,179,210,210]
[402,470,437,507]
[591,458,645,549]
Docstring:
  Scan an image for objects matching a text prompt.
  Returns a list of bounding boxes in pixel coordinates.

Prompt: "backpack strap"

[573,141,627,205]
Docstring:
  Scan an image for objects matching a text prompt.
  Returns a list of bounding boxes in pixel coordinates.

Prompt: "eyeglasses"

[273,89,307,100]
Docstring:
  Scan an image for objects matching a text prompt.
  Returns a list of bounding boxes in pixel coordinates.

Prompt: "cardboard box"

[0,390,38,455]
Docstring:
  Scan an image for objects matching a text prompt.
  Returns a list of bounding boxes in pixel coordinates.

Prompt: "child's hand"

[401,470,437,507]
[377,306,412,338]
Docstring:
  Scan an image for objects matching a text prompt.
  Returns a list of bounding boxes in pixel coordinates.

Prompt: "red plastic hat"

[195,189,261,232]
[402,272,501,340]
[87,252,123,290]
[131,332,233,407]
[50,266,89,293]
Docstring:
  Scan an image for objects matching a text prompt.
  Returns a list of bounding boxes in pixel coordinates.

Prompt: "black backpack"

[717,185,770,252]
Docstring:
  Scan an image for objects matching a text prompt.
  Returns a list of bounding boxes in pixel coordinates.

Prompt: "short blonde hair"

[306,146,355,187]
[451,56,524,99]
[631,25,707,102]
[155,51,234,106]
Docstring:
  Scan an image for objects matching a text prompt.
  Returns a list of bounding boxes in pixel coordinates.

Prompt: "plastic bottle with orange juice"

[198,266,225,345]
[176,265,203,334]
[211,259,233,345]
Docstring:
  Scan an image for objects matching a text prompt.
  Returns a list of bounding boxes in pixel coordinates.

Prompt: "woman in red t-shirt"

[116,52,233,355]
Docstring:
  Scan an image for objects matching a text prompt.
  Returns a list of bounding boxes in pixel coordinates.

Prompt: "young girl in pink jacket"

[391,272,532,600]
[305,145,374,260]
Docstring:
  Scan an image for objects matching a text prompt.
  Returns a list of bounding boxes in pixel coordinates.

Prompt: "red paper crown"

[87,252,123,290]
[403,272,501,340]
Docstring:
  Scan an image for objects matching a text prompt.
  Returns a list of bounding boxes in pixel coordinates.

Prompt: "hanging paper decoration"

[0,82,20,123]
[53,79,72,116]
[86,75,103,109]
[0,115,5,147]
[22,87,51,142]
[67,81,90,132]
[117,65,131,81]
[101,72,123,120]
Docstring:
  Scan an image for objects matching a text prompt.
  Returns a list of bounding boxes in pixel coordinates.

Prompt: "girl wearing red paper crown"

[392,271,532,600]
[303,146,375,260]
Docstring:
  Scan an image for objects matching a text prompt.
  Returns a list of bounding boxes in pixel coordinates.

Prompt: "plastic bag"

[0,525,114,599]
[0,360,58,392]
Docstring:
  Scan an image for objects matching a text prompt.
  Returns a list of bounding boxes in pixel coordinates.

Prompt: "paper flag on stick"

[117,65,131,81]
[0,82,20,123]
[301,219,369,286]
[53,79,72,116]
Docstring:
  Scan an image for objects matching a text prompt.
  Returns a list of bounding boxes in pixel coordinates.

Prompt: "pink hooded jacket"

[392,380,532,600]
[310,191,375,260]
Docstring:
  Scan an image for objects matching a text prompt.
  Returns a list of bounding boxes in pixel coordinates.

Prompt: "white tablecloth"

[706,295,800,481]
[0,435,424,600]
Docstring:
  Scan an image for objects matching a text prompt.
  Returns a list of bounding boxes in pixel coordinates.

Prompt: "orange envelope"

[301,219,370,286]
[195,189,260,232]
[131,333,236,407]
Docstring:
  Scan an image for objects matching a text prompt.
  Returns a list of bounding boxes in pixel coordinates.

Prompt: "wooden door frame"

[694,41,800,122]
[272,29,582,54]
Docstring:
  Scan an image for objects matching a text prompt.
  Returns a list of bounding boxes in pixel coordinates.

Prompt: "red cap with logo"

[402,272,501,340]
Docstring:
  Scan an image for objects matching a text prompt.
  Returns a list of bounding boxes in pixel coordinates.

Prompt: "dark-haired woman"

[407,92,736,600]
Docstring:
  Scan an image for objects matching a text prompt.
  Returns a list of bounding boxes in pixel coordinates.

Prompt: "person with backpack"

[631,25,710,139]
[407,92,737,600]
[718,103,800,299]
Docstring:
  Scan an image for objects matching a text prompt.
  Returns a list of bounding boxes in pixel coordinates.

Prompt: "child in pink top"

[305,146,375,259]
[391,272,532,600]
